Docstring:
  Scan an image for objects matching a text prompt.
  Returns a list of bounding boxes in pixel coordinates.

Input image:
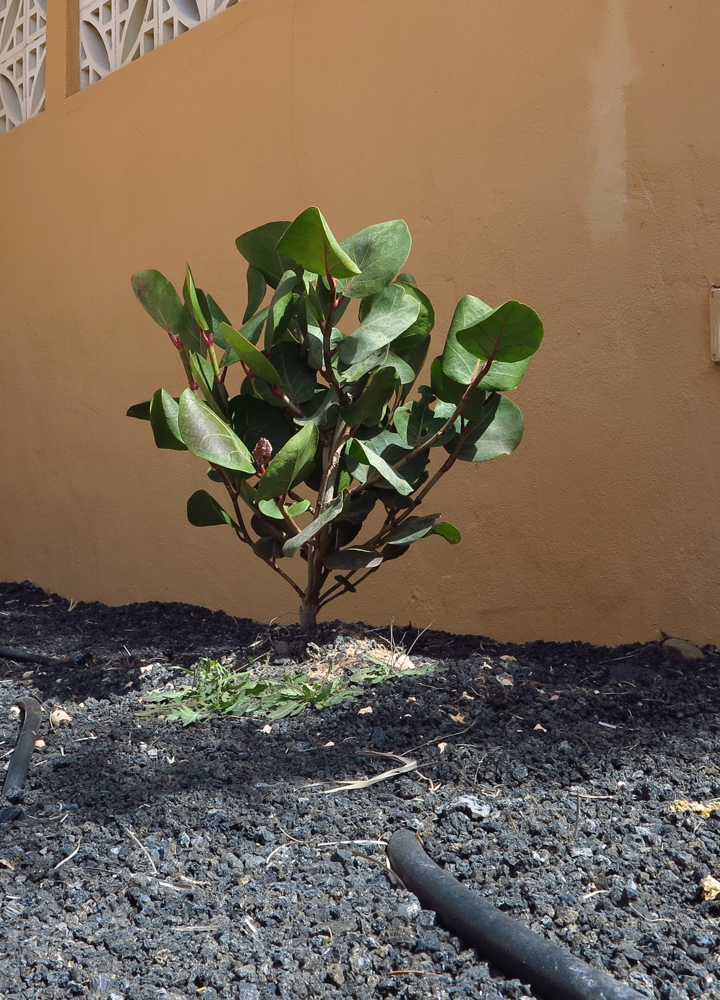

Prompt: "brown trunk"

[299,597,319,633]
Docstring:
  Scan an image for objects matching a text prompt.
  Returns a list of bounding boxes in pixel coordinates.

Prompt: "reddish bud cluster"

[252,437,273,475]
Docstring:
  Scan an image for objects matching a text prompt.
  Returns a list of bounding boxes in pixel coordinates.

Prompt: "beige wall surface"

[1,0,719,644]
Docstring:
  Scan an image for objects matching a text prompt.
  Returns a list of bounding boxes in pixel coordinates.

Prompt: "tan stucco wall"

[1,0,719,643]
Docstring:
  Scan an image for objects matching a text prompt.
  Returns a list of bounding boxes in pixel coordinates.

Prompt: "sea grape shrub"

[128,208,543,631]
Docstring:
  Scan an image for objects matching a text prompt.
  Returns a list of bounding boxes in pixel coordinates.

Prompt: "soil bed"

[1,579,719,1000]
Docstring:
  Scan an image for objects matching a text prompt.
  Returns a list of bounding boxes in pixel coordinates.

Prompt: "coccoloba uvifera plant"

[128,208,543,631]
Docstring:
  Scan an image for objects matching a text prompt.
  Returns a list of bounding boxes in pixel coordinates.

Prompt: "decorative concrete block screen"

[0,0,46,134]
[79,0,238,89]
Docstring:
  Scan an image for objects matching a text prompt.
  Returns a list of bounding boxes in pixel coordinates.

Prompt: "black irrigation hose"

[3,697,42,802]
[386,829,646,1000]
[0,645,72,667]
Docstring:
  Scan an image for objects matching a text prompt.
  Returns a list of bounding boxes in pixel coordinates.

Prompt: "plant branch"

[349,354,496,495]
[319,564,380,608]
[320,275,346,401]
[268,558,305,600]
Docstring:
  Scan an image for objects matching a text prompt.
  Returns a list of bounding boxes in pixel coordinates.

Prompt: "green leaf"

[227,396,292,457]
[277,207,360,279]
[340,367,398,427]
[269,341,318,404]
[178,389,255,472]
[233,306,269,352]
[219,322,280,384]
[394,386,449,448]
[430,359,487,420]
[258,498,311,520]
[265,270,300,348]
[244,266,267,323]
[188,352,225,418]
[432,356,462,403]
[187,490,238,528]
[294,388,340,431]
[448,393,525,462]
[340,220,412,298]
[456,300,544,364]
[131,270,184,334]
[441,295,494,384]
[433,521,461,544]
[183,265,211,331]
[127,400,151,420]
[348,439,414,495]
[176,304,205,356]
[206,295,232,349]
[150,389,186,450]
[235,221,291,288]
[282,494,345,557]
[256,422,319,501]
[324,548,384,571]
[385,514,440,545]
[253,535,285,560]
[306,325,343,371]
[391,282,434,391]
[396,272,417,286]
[478,357,532,392]
[336,284,420,369]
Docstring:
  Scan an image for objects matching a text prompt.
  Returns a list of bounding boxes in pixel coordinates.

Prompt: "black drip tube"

[3,697,42,802]
[386,829,646,1000]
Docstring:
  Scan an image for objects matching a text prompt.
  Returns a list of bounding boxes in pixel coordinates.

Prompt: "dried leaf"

[50,708,72,727]
[496,673,514,687]
[437,742,448,753]
[671,798,720,818]
[448,712,466,723]
[358,706,373,715]
[34,739,46,748]
[701,875,720,900]
[533,723,547,732]
[460,691,475,700]
[500,655,517,662]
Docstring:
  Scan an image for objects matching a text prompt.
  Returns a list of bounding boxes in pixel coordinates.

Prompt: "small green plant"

[128,208,543,632]
[142,654,431,725]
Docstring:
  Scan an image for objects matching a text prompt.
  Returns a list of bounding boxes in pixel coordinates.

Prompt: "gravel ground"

[1,579,720,1000]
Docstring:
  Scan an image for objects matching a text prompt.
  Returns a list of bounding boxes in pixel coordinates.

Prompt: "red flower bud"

[252,437,273,474]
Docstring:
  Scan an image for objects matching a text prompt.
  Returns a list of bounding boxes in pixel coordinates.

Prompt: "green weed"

[141,653,431,726]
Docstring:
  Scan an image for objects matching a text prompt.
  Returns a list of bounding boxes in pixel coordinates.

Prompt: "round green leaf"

[448,393,525,462]
[340,220,412,298]
[456,300,544,364]
[235,221,291,288]
[255,422,319,501]
[187,490,237,528]
[227,396,292,457]
[150,389,186,451]
[178,389,255,472]
[441,295,494,384]
[385,514,440,546]
[324,548,384,571]
[432,522,461,544]
[337,284,421,369]
[277,207,360,279]
[131,270,184,334]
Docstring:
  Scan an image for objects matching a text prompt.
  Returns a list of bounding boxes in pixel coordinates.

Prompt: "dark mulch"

[1,579,719,1000]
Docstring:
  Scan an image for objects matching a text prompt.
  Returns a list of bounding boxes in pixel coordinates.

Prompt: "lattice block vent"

[0,0,46,134]
[79,0,238,89]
